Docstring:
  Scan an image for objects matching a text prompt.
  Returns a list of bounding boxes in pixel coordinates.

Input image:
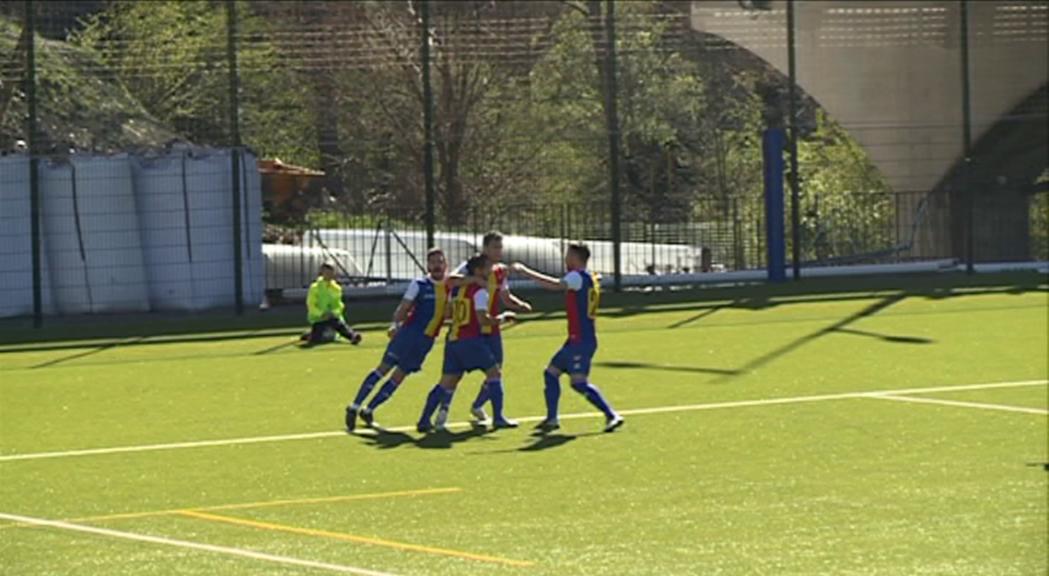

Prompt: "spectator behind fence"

[300,262,363,346]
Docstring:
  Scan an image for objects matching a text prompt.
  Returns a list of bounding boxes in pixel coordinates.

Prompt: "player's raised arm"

[499,272,533,312]
[445,266,485,288]
[511,262,566,291]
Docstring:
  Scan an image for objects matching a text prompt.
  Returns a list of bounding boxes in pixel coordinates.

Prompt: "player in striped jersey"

[345,248,451,431]
[417,254,518,433]
[438,231,532,427]
[512,243,624,433]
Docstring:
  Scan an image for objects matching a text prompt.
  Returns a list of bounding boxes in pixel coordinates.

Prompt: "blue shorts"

[382,330,435,374]
[443,339,497,376]
[482,334,503,365]
[551,340,598,376]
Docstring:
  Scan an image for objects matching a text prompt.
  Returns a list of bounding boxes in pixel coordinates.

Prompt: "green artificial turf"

[0,274,1046,575]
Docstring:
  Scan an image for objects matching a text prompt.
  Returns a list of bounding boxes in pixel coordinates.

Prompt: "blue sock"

[487,379,506,421]
[352,370,383,408]
[471,381,490,410]
[439,387,456,411]
[365,380,400,412]
[544,371,561,421]
[571,380,614,419]
[419,384,449,425]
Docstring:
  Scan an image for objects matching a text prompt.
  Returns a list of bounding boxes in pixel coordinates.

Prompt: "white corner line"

[0,512,398,576]
[867,394,1049,415]
[1,379,1045,463]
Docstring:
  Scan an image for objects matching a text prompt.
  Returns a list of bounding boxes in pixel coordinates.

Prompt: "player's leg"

[567,346,623,432]
[345,338,403,430]
[419,373,459,433]
[358,367,408,428]
[535,346,571,431]
[360,333,433,427]
[483,365,517,428]
[331,318,363,345]
[536,365,563,431]
[420,344,463,433]
[439,338,496,423]
[470,335,503,420]
[305,319,334,345]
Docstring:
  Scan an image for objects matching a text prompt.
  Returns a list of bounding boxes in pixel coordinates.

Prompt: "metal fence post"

[384,214,393,285]
[226,0,244,314]
[787,0,801,280]
[960,0,975,273]
[25,0,42,327]
[763,128,786,282]
[421,0,437,250]
[604,0,622,291]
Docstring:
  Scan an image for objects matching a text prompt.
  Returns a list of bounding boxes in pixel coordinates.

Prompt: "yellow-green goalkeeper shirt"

[307,276,345,324]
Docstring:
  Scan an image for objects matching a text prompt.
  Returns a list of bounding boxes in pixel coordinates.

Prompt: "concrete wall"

[691,0,1048,258]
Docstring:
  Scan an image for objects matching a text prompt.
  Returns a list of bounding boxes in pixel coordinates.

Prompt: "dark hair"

[465,253,488,275]
[482,231,503,247]
[426,247,444,259]
[567,242,590,263]
[319,262,335,271]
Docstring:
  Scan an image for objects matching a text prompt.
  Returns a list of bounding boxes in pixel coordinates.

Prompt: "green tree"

[72,0,316,166]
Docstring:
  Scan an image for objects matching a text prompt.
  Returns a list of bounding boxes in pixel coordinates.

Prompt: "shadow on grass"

[595,361,740,376]
[30,336,145,369]
[515,430,605,452]
[835,327,934,344]
[354,426,492,451]
[609,291,934,383]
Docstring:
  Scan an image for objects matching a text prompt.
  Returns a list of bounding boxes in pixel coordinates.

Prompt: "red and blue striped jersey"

[481,264,509,336]
[564,269,600,344]
[455,261,509,336]
[447,284,489,342]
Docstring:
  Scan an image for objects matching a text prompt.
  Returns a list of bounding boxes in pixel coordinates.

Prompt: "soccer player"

[417,254,518,433]
[439,231,532,427]
[511,243,625,433]
[345,248,450,431]
[303,262,362,346]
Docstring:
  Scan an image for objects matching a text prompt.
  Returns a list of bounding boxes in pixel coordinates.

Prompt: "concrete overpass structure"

[690,0,1048,260]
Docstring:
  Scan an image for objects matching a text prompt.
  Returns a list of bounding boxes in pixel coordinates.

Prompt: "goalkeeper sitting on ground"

[301,262,363,346]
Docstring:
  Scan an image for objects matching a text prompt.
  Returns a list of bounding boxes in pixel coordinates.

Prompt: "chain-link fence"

[1,0,1046,320]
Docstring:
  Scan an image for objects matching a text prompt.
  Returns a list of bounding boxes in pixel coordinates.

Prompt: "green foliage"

[1031,191,1048,261]
[58,1,897,265]
[71,1,316,166]
[0,18,176,150]
[796,110,894,262]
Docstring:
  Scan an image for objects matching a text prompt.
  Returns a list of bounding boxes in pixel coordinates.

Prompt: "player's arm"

[474,290,515,328]
[510,263,567,291]
[445,275,485,288]
[500,289,532,312]
[388,282,418,337]
[498,270,533,312]
[444,262,484,289]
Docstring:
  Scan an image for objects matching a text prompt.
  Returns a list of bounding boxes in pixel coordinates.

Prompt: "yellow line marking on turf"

[868,394,1049,415]
[0,487,461,531]
[177,509,534,568]
[1,379,1045,463]
[0,512,398,576]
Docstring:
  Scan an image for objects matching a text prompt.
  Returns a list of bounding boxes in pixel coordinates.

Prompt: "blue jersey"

[564,269,599,345]
[401,277,449,339]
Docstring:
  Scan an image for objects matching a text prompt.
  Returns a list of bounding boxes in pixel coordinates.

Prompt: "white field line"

[870,394,1049,415]
[1,379,1045,463]
[0,512,398,576]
